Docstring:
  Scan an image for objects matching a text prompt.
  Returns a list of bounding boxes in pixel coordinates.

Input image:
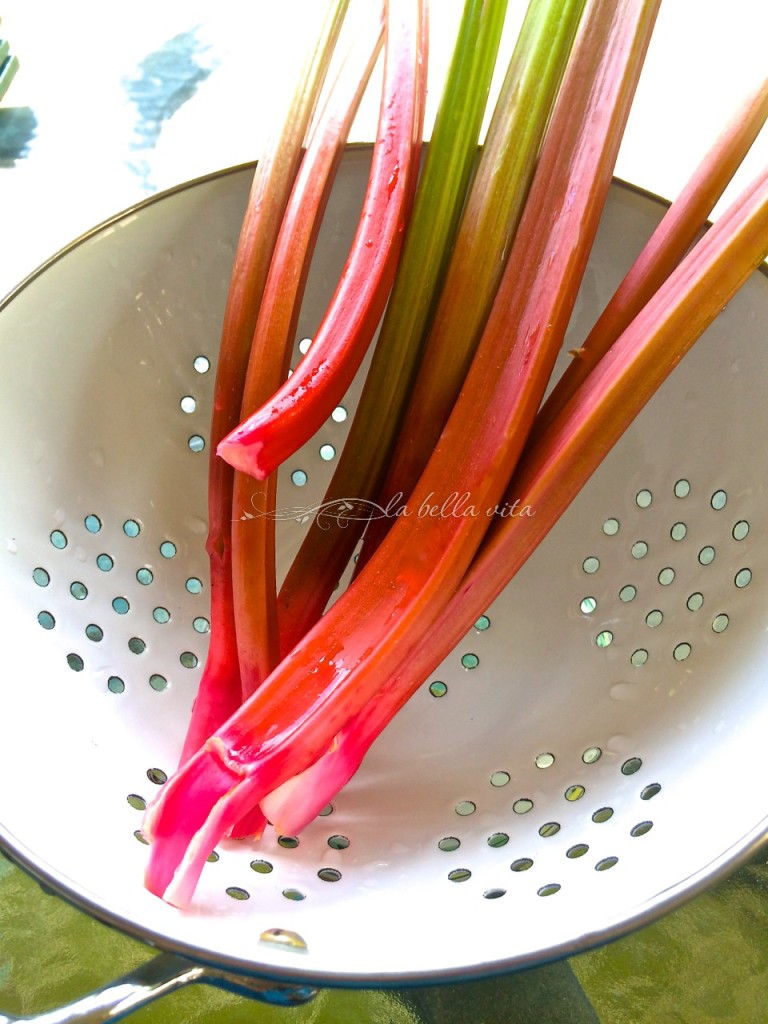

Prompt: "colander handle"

[0,951,318,1023]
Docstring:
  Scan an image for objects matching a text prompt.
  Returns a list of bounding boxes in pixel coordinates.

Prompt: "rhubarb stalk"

[217,0,429,482]
[180,0,350,763]
[276,0,511,656]
[145,0,660,906]
[231,10,385,702]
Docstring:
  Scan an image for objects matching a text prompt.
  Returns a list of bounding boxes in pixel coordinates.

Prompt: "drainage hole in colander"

[455,801,476,817]
[448,868,471,883]
[514,799,534,815]
[645,609,663,628]
[591,807,614,823]
[37,611,55,630]
[711,489,728,510]
[160,541,177,559]
[186,576,203,594]
[658,567,675,586]
[595,856,619,872]
[193,616,210,633]
[673,642,691,661]
[631,649,649,667]
[565,785,586,802]
[461,652,479,670]
[619,584,637,603]
[277,835,300,849]
[327,834,350,850]
[112,597,130,614]
[188,435,206,453]
[319,443,336,462]
[636,489,653,509]
[107,676,125,693]
[193,355,210,374]
[566,844,589,859]
[123,520,141,538]
[631,541,648,559]
[50,530,67,549]
[641,783,661,800]
[539,822,560,838]
[735,568,752,588]
[331,404,347,423]
[318,868,342,882]
[429,680,447,697]
[136,568,153,585]
[712,614,729,633]
[180,396,197,414]
[621,757,642,775]
[97,554,114,572]
[226,887,250,901]
[511,858,534,872]
[128,637,146,655]
[291,469,308,487]
[630,820,654,837]
[483,888,507,899]
[149,674,168,692]
[687,592,704,611]
[251,859,274,874]
[84,514,102,533]
[474,615,492,633]
[207,851,220,863]
[698,545,716,566]
[438,837,461,852]
[538,883,561,897]
[582,556,600,575]
[490,771,510,787]
[580,596,597,614]
[180,652,198,668]
[134,830,148,845]
[595,630,613,648]
[70,581,88,600]
[127,794,146,811]
[283,889,306,901]
[147,768,167,785]
[582,746,602,764]
[67,653,84,671]
[602,517,620,536]
[298,337,312,355]
[733,520,750,541]
[32,567,50,587]
[152,607,171,624]
[537,752,557,768]
[488,833,509,848]
[670,522,687,541]
[674,479,690,498]
[319,804,333,817]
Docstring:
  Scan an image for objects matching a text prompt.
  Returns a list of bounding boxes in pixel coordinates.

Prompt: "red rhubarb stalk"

[144,0,660,906]
[267,158,768,833]
[276,0,512,657]
[216,0,429,482]
[534,73,768,439]
[180,0,350,763]
[356,0,587,571]
[231,11,385,703]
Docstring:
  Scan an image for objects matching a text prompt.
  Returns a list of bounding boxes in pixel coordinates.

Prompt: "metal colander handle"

[0,952,317,1023]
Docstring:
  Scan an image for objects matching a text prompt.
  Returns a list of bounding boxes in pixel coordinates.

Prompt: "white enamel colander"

[1,146,767,1021]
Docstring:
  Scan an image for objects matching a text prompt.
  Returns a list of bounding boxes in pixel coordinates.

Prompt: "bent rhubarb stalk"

[356,0,587,571]
[217,0,429,482]
[144,0,660,907]
[276,0,511,657]
[534,73,768,439]
[180,0,350,764]
[231,11,385,702]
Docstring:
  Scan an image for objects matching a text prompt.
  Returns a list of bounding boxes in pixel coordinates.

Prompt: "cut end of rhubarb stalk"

[217,432,268,481]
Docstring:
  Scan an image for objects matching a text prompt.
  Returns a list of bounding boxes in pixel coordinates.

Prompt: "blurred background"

[1,2,768,1021]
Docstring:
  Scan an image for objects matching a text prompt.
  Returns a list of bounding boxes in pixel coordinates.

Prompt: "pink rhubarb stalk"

[231,11,385,703]
[534,73,768,439]
[180,0,350,764]
[216,0,428,482]
[144,0,659,906]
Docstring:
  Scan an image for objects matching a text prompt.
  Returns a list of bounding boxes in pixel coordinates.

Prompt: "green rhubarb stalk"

[216,0,429,482]
[144,0,660,907]
[534,73,768,440]
[276,0,510,658]
[180,0,350,764]
[356,0,587,571]
[231,11,385,702]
